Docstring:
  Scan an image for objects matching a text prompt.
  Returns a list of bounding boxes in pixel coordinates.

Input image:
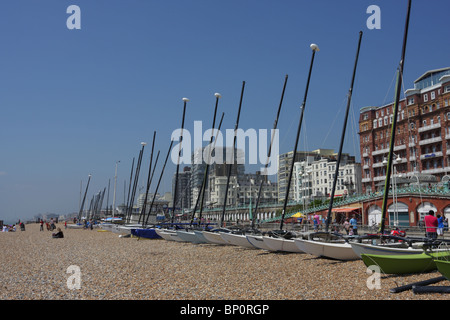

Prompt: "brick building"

[359,67,450,193]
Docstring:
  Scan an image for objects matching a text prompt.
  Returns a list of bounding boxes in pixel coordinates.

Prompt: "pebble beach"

[1,223,449,302]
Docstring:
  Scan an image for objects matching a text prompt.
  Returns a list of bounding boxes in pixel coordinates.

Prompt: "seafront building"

[359,67,450,193]
[293,157,362,204]
[278,149,357,203]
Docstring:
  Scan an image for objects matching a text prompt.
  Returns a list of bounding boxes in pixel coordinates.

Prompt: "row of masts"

[77,0,412,231]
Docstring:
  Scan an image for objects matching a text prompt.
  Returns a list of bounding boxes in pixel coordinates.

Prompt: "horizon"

[1,0,449,224]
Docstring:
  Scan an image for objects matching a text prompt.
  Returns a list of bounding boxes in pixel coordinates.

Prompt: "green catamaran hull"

[361,252,450,275]
[435,259,450,280]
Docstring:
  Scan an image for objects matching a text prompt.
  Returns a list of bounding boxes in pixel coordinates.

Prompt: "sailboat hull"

[202,231,229,245]
[131,228,161,239]
[350,242,422,258]
[219,232,255,248]
[294,239,359,260]
[262,236,304,253]
[435,259,450,280]
[156,229,185,242]
[176,230,206,244]
[246,235,273,250]
[361,251,450,274]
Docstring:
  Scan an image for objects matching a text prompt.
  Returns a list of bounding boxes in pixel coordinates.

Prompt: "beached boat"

[435,259,450,280]
[350,242,424,258]
[130,228,161,239]
[262,236,304,253]
[176,230,206,244]
[361,251,450,274]
[246,235,273,250]
[294,239,360,261]
[202,230,229,245]
[219,232,256,249]
[156,229,186,242]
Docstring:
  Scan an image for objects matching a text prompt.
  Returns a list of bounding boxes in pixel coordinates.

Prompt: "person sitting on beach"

[52,228,64,239]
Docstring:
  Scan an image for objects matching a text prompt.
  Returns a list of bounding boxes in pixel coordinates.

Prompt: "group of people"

[2,222,26,232]
[424,210,448,240]
[38,218,65,238]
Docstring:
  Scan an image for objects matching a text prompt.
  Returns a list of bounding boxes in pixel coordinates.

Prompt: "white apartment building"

[294,157,362,203]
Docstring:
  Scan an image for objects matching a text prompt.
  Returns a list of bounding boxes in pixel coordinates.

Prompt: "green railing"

[198,185,450,223]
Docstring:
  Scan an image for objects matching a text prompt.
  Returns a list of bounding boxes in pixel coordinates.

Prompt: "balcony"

[394,145,406,151]
[361,178,372,183]
[419,136,442,145]
[373,176,386,182]
[420,151,443,160]
[372,147,389,156]
[418,123,441,133]
[422,167,446,174]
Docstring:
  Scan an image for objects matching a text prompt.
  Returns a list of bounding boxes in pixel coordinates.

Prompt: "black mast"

[171,98,188,223]
[78,174,91,222]
[198,112,225,223]
[220,81,246,227]
[252,74,288,230]
[144,140,175,226]
[325,31,363,233]
[380,0,412,234]
[139,131,156,226]
[279,44,319,231]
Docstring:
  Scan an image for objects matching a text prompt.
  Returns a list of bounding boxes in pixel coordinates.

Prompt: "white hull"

[202,231,229,245]
[294,239,359,260]
[193,230,209,243]
[262,236,304,253]
[156,229,185,242]
[176,230,206,244]
[246,235,273,250]
[350,242,425,258]
[219,232,255,249]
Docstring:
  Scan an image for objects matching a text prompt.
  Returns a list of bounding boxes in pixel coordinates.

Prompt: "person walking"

[424,210,438,240]
[349,215,358,235]
[437,214,444,238]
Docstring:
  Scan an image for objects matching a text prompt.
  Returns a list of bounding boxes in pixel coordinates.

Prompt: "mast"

[78,174,91,222]
[252,74,288,230]
[379,0,412,234]
[140,150,160,224]
[279,44,319,231]
[198,112,225,223]
[139,131,156,226]
[127,142,147,221]
[325,31,363,232]
[220,81,246,227]
[144,140,175,226]
[112,160,120,217]
[171,98,188,224]
[125,157,135,223]
[190,93,221,226]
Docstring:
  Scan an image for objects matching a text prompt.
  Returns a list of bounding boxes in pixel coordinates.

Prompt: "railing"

[260,185,450,223]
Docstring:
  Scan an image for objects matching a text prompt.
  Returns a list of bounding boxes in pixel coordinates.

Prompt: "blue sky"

[0,0,449,224]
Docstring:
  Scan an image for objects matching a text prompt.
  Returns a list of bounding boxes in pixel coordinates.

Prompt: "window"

[384,116,388,125]
[423,120,427,126]
[423,93,428,102]
[431,91,435,100]
[379,118,382,127]
[373,119,377,129]
[445,85,450,93]
[407,97,414,105]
